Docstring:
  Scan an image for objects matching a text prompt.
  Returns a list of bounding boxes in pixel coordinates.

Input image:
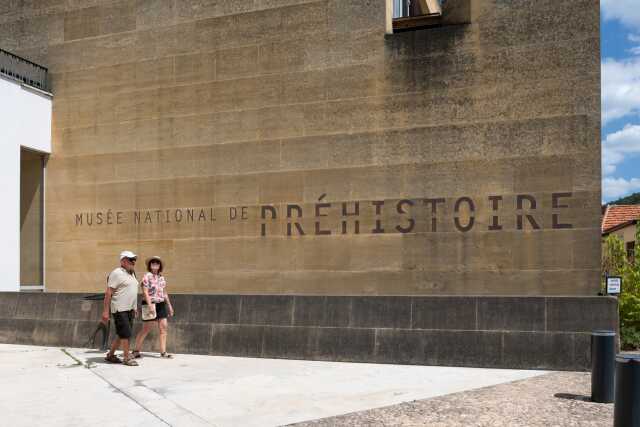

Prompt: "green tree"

[602,223,640,349]
[609,192,640,205]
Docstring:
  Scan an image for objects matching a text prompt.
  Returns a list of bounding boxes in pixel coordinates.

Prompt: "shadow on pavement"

[85,356,113,365]
[554,393,592,402]
[83,352,166,365]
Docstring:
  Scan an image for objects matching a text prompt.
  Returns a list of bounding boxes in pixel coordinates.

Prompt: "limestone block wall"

[0,292,620,370]
[0,0,601,295]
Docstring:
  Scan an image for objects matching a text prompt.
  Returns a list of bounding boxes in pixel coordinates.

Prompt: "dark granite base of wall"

[0,293,618,370]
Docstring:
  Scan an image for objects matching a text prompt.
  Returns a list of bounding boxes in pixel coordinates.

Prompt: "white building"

[0,49,52,291]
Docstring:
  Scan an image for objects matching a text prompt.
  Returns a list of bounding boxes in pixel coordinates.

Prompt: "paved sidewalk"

[292,371,613,426]
[0,344,545,427]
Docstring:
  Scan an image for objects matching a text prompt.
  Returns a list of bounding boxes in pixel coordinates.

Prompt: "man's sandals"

[104,354,121,364]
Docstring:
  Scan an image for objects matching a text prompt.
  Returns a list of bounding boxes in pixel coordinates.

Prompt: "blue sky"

[601,0,640,202]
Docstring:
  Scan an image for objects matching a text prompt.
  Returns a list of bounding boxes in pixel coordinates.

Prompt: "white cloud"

[602,124,640,175]
[629,34,640,56]
[602,0,640,28]
[602,57,640,124]
[602,149,623,175]
[602,125,640,201]
[603,177,640,200]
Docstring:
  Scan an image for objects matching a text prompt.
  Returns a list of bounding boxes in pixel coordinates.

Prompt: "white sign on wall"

[607,277,622,295]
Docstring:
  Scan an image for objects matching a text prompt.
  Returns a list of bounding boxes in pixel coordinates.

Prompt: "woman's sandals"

[105,353,139,366]
[106,351,169,363]
[132,350,172,359]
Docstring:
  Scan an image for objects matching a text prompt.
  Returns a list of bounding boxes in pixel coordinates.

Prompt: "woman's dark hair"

[146,258,163,274]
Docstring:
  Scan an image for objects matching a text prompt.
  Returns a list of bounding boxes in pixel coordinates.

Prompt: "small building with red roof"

[602,205,640,260]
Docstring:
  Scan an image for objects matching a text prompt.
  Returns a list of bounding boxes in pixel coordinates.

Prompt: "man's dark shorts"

[112,310,134,339]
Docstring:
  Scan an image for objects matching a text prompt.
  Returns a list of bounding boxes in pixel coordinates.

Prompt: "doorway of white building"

[20,148,45,291]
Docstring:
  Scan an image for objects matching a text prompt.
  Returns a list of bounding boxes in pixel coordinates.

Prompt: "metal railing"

[393,0,444,18]
[0,48,48,92]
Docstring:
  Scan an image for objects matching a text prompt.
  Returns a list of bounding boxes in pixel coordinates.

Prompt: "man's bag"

[86,321,110,350]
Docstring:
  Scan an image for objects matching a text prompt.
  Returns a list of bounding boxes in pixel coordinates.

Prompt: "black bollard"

[615,354,640,427]
[591,330,615,403]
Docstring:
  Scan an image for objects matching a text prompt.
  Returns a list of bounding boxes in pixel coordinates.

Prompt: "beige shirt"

[107,267,138,313]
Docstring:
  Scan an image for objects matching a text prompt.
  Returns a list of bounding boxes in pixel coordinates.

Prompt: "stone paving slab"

[0,345,162,427]
[291,372,613,426]
[0,343,546,427]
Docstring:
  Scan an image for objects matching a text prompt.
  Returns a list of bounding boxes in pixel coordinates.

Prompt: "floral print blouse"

[141,272,166,303]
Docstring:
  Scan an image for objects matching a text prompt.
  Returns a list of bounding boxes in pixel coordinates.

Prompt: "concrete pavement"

[0,344,546,426]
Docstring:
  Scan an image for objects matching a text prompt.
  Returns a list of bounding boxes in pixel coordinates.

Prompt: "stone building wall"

[0,0,601,295]
[0,292,620,371]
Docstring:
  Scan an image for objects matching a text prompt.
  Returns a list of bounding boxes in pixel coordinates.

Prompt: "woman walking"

[132,256,174,359]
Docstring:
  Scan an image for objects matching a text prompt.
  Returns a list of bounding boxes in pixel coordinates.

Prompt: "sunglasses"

[127,258,137,263]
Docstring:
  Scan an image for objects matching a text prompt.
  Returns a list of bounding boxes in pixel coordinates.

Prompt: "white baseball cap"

[119,250,137,260]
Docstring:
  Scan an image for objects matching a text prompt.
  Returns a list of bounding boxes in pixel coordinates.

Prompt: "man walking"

[102,250,139,366]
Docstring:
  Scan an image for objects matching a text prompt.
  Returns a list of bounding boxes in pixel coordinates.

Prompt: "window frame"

[387,0,442,33]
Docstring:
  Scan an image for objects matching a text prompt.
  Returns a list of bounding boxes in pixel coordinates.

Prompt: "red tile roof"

[602,205,640,233]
